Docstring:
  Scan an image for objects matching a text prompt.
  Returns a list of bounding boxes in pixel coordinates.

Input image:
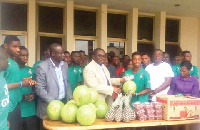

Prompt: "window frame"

[137,15,155,54]
[107,10,128,54]
[73,5,98,50]
[165,17,180,44]
[0,1,28,48]
[36,3,65,61]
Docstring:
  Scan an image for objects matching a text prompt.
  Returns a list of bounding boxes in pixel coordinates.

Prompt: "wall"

[180,17,199,66]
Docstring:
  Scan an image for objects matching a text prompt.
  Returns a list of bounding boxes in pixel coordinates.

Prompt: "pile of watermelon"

[47,85,108,126]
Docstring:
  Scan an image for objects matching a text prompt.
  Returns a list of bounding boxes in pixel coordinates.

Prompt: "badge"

[28,69,32,74]
[140,73,143,78]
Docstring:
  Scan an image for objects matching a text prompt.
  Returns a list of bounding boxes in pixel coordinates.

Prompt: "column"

[154,11,166,51]
[65,0,74,52]
[97,4,107,52]
[127,8,138,56]
[28,0,36,66]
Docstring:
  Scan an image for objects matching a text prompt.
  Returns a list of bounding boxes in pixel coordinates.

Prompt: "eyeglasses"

[96,54,106,58]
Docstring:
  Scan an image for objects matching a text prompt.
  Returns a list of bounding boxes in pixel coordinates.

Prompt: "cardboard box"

[156,94,200,120]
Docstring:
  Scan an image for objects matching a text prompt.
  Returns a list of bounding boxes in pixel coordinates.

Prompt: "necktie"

[102,67,110,85]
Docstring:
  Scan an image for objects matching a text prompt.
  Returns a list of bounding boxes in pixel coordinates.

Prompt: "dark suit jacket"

[35,58,72,119]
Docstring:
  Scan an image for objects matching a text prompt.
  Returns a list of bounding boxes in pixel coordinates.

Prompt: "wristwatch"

[152,90,156,94]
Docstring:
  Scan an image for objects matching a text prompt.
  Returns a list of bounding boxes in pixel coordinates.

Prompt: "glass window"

[74,10,96,36]
[166,19,179,42]
[1,3,27,31]
[107,13,126,39]
[40,36,62,59]
[165,44,181,63]
[138,17,153,41]
[137,43,154,57]
[39,6,63,34]
[107,42,125,58]
[75,40,95,62]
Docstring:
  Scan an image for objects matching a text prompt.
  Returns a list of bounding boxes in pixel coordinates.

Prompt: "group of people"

[0,35,199,130]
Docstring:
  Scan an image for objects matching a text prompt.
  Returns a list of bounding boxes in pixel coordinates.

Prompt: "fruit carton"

[156,94,200,120]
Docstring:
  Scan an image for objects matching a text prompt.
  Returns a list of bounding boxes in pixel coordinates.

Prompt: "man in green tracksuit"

[0,48,9,130]
[124,52,151,105]
[172,50,199,78]
[16,46,38,130]
[1,35,36,130]
[68,51,84,93]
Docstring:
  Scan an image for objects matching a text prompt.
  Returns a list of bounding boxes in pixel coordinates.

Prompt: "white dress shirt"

[50,58,65,99]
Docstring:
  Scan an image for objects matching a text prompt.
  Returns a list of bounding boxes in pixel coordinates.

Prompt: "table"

[43,116,200,130]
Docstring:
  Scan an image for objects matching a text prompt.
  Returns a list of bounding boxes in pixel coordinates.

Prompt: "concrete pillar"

[65,0,74,52]
[127,8,138,56]
[28,0,36,66]
[154,11,166,51]
[97,4,107,51]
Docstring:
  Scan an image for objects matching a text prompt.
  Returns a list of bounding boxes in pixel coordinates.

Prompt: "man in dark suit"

[35,43,72,129]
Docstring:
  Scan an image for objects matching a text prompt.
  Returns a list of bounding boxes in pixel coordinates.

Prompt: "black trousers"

[21,115,39,130]
[8,103,21,130]
[36,116,44,130]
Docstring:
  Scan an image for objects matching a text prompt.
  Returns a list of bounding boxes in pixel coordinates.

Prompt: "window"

[107,42,125,58]
[138,17,153,41]
[40,36,62,59]
[107,13,126,39]
[74,10,96,36]
[165,19,179,42]
[165,44,181,63]
[39,6,63,34]
[1,3,27,31]
[137,43,154,57]
[75,40,95,62]
[165,19,180,62]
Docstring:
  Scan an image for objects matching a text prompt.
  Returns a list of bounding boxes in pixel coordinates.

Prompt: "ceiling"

[65,0,200,18]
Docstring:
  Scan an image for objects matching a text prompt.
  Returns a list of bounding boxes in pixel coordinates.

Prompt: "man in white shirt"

[145,49,174,101]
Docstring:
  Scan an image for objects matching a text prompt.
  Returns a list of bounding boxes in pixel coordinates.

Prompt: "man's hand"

[7,121,10,128]
[28,93,35,102]
[24,93,35,102]
[149,90,156,97]
[120,77,126,83]
[113,86,120,94]
[22,77,37,87]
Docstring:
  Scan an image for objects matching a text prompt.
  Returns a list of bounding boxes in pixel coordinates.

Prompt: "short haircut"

[79,50,85,53]
[153,49,163,56]
[132,52,141,57]
[163,52,169,55]
[4,35,20,44]
[141,52,150,57]
[180,61,192,70]
[122,55,129,59]
[112,56,120,61]
[93,48,104,55]
[49,43,62,53]
[64,51,70,54]
[71,51,79,56]
[0,48,6,60]
[20,46,27,50]
[181,50,191,56]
